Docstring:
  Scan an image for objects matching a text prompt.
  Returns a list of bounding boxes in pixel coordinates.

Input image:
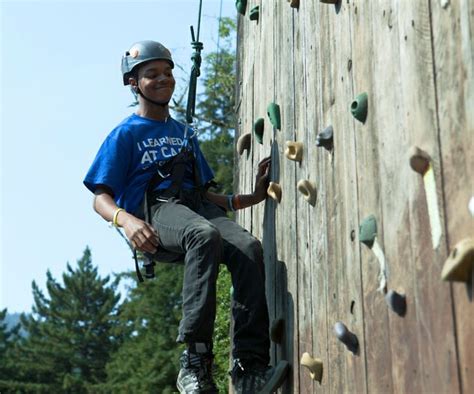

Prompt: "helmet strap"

[137,88,170,107]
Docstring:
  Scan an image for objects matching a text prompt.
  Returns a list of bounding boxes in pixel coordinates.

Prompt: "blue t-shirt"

[84,114,214,214]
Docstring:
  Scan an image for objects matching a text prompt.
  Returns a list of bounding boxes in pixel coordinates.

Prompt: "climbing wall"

[234,1,473,393]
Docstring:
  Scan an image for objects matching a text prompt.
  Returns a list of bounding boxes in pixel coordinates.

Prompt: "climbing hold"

[235,0,247,15]
[320,0,339,3]
[359,215,388,292]
[409,146,431,175]
[409,146,442,249]
[316,125,334,151]
[249,5,259,21]
[469,196,474,217]
[385,290,407,317]
[236,133,251,156]
[289,0,300,8]
[285,141,303,162]
[253,118,264,144]
[441,238,474,282]
[359,215,377,248]
[297,179,317,206]
[270,318,285,343]
[333,322,358,353]
[267,182,282,203]
[267,102,281,130]
[300,353,323,382]
[351,92,368,123]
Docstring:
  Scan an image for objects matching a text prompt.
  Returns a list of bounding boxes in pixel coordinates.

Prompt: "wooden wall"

[234,1,473,392]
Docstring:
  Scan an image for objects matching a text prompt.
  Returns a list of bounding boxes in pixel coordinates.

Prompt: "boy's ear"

[129,77,138,90]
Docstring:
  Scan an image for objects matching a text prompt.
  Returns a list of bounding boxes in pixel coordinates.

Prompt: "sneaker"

[230,358,289,394]
[176,346,219,393]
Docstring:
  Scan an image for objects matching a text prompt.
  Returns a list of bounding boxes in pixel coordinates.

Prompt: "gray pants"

[148,190,270,363]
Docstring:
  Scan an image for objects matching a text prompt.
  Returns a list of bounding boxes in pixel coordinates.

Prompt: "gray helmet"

[121,40,174,85]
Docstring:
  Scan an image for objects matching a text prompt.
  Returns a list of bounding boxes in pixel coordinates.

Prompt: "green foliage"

[103,264,184,393]
[213,266,232,392]
[198,17,237,195]
[1,248,121,392]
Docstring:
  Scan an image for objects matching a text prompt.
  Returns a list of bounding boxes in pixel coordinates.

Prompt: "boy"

[84,40,288,393]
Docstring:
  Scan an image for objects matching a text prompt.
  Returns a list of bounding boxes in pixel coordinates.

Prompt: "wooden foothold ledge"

[441,238,474,282]
[267,182,282,203]
[285,141,303,162]
[300,352,323,383]
[409,146,431,175]
[237,133,251,156]
[297,179,317,206]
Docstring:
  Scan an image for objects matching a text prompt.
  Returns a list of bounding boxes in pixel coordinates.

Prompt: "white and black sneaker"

[230,358,289,394]
[176,343,218,394]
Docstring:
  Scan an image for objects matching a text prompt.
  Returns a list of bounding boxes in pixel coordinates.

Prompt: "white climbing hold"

[285,141,303,162]
[469,196,474,217]
[267,182,282,203]
[237,133,251,156]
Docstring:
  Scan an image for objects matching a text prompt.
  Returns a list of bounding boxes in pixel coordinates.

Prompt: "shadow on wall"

[262,139,295,394]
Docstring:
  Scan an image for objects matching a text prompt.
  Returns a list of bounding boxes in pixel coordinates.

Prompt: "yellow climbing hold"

[300,352,323,383]
[267,182,282,203]
[236,133,251,156]
[297,179,317,206]
[285,141,303,162]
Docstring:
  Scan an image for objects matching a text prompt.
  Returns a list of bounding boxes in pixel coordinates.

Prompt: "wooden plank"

[349,1,395,392]
[254,0,278,372]
[397,1,460,392]
[367,2,425,393]
[294,1,319,393]
[318,1,368,393]
[430,0,474,391]
[272,1,299,393]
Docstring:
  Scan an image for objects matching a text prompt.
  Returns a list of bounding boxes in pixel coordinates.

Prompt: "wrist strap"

[227,195,235,212]
[113,208,125,227]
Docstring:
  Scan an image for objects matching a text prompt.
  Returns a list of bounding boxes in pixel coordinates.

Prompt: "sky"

[1,0,236,313]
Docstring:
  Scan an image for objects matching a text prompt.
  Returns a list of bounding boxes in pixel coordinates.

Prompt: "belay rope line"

[114,0,206,282]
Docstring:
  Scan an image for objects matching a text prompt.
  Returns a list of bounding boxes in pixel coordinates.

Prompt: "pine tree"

[4,247,120,392]
[0,309,21,381]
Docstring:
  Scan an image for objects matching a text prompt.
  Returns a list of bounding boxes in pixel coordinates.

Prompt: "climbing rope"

[185,0,204,125]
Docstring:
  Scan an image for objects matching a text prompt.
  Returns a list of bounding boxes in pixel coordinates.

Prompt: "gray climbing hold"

[316,125,334,151]
[385,290,407,317]
[334,321,358,353]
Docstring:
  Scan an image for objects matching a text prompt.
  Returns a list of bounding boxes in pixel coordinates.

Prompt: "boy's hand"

[253,156,271,203]
[121,213,160,254]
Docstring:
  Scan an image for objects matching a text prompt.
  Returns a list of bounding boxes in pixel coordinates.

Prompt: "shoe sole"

[258,360,289,394]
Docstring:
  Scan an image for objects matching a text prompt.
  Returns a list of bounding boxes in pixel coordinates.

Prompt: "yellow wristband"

[113,208,125,227]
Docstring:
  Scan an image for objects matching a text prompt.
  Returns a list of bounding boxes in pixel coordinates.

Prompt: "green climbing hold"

[249,5,259,21]
[254,118,264,144]
[267,102,281,130]
[351,92,368,123]
[235,0,247,15]
[359,215,377,248]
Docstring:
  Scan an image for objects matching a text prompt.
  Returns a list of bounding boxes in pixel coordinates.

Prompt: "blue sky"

[1,0,236,313]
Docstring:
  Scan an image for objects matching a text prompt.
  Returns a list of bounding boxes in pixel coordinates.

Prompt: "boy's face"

[132,59,175,104]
